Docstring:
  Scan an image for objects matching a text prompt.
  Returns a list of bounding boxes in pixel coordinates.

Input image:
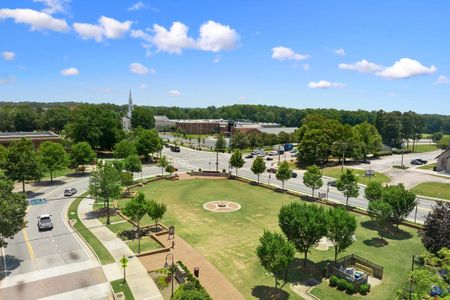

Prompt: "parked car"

[291,172,298,178]
[266,157,273,161]
[257,153,265,157]
[268,151,278,156]
[416,159,428,164]
[170,145,181,152]
[64,188,77,196]
[267,167,277,173]
[37,214,53,231]
[328,180,337,187]
[245,154,254,159]
[290,148,298,153]
[359,159,371,164]
[411,159,424,165]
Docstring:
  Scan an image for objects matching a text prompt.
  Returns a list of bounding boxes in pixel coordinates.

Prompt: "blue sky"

[1,1,450,113]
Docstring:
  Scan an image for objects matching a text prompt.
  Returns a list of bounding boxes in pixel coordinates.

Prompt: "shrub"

[222,169,226,173]
[345,282,356,294]
[359,283,371,295]
[156,276,169,289]
[392,149,412,154]
[337,278,348,291]
[373,150,392,157]
[198,168,202,171]
[329,275,339,287]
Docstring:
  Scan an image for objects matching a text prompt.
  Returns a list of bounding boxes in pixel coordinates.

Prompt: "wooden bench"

[355,263,373,276]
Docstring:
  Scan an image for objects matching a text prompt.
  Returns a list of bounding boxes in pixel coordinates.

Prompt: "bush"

[337,278,348,291]
[345,282,356,294]
[198,168,202,171]
[374,150,392,157]
[392,149,412,154]
[156,276,169,289]
[359,283,371,295]
[222,169,226,173]
[329,275,339,287]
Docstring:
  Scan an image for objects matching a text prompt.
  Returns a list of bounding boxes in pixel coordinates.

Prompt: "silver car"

[64,188,77,196]
[37,214,53,231]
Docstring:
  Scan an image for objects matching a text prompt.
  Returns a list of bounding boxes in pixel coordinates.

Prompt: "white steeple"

[127,90,133,119]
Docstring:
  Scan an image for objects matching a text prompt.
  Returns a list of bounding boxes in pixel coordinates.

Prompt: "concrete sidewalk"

[78,197,163,300]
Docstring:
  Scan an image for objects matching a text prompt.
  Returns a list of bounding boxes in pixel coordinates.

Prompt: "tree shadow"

[286,258,330,283]
[65,172,90,178]
[0,255,23,279]
[24,191,45,198]
[251,285,289,300]
[361,220,413,240]
[363,237,389,247]
[85,207,117,220]
[33,180,66,187]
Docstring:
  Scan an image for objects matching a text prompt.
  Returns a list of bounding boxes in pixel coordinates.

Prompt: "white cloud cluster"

[152,22,195,54]
[0,8,69,32]
[2,51,15,61]
[339,59,382,73]
[196,20,239,52]
[272,46,309,61]
[130,29,152,42]
[333,48,346,56]
[74,16,132,42]
[128,1,146,11]
[60,67,79,76]
[434,75,450,85]
[34,0,70,15]
[308,80,345,89]
[129,62,153,75]
[168,90,181,97]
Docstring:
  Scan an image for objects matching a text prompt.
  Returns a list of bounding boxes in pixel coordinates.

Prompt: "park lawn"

[134,179,423,300]
[406,144,438,153]
[111,279,134,300]
[322,167,390,185]
[410,182,450,201]
[126,237,162,253]
[417,163,436,170]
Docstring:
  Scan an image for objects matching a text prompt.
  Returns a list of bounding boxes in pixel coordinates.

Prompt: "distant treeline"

[1,102,450,134]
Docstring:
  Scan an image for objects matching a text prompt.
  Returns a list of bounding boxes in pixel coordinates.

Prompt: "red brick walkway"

[139,232,244,300]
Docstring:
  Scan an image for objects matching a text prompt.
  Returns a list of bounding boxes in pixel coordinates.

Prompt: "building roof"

[0,131,59,138]
[154,115,170,121]
[436,148,450,159]
[257,127,297,135]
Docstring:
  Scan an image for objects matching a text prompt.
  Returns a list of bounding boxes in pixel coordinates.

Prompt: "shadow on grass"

[361,220,413,240]
[85,207,117,220]
[286,258,331,283]
[363,237,389,247]
[251,286,289,300]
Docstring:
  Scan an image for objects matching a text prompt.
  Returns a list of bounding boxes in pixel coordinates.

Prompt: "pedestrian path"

[78,197,163,300]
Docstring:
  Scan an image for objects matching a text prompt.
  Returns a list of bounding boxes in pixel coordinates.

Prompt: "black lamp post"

[164,253,175,299]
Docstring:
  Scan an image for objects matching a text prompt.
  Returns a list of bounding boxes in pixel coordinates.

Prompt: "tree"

[279,202,327,266]
[421,201,450,253]
[364,182,383,201]
[38,141,68,182]
[157,155,169,176]
[123,154,142,174]
[114,140,136,159]
[256,231,295,288]
[4,138,42,192]
[382,184,416,228]
[215,133,227,152]
[147,200,167,230]
[131,106,155,129]
[165,164,176,176]
[276,161,292,190]
[121,172,134,187]
[0,144,7,168]
[88,161,122,225]
[409,268,449,300]
[326,208,357,262]
[437,136,450,150]
[229,150,244,176]
[0,176,28,247]
[40,107,72,133]
[431,132,444,143]
[251,156,266,184]
[336,169,359,206]
[122,192,149,253]
[70,142,96,173]
[303,165,323,197]
[230,131,249,150]
[368,200,393,240]
[135,129,162,161]
[14,105,38,131]
[353,122,382,157]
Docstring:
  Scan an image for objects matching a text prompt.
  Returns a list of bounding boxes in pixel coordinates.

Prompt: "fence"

[326,253,384,281]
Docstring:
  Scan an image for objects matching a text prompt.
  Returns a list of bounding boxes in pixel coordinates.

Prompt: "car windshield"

[40,217,51,223]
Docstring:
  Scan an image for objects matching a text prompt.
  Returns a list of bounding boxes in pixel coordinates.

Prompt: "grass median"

[111,279,135,300]
[322,166,390,185]
[410,182,450,201]
[68,192,115,265]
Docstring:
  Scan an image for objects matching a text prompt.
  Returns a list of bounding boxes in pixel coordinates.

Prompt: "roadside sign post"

[120,255,128,283]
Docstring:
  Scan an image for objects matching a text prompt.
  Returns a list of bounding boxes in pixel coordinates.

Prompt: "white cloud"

[34,0,70,15]
[434,75,450,85]
[140,83,147,89]
[0,75,15,85]
[0,8,69,32]
[333,48,346,56]
[152,22,196,54]
[129,62,150,75]
[60,67,79,76]
[308,80,345,89]
[196,20,239,52]
[272,46,309,61]
[376,58,436,79]
[2,51,15,61]
[130,29,152,42]
[339,59,383,73]
[128,1,145,11]
[74,16,132,42]
[168,90,181,97]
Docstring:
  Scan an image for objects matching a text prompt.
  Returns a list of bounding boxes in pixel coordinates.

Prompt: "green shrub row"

[174,261,212,300]
[392,149,412,154]
[329,275,371,295]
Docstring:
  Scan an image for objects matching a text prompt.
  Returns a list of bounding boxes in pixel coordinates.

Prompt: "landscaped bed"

[128,178,423,299]
[321,167,390,185]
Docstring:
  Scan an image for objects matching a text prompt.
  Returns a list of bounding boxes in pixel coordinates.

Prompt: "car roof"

[39,214,51,218]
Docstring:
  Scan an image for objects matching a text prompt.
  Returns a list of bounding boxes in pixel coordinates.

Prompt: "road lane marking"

[22,228,36,259]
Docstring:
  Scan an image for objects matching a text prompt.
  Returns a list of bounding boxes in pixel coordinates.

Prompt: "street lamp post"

[164,253,175,299]
[215,150,219,172]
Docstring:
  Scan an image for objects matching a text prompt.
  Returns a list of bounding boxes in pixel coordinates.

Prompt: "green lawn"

[406,144,438,153]
[133,179,423,299]
[42,166,74,181]
[410,182,450,201]
[68,193,115,265]
[417,163,436,170]
[322,167,390,185]
[111,279,134,300]
[126,237,162,253]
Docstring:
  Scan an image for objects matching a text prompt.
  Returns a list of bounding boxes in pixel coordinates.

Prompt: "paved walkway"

[138,231,244,300]
[78,198,163,300]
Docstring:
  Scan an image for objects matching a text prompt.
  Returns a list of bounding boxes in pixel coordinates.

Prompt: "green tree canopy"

[336,169,360,206]
[421,201,450,253]
[276,161,292,190]
[157,155,169,176]
[251,156,266,184]
[135,129,162,161]
[122,192,150,253]
[230,131,249,150]
[229,149,244,176]
[326,208,357,261]
[147,200,167,230]
[303,165,323,197]
[368,199,393,240]
[364,182,383,201]
[382,184,416,228]
[215,133,227,152]
[114,139,136,159]
[70,141,96,173]
[131,106,155,129]
[353,121,383,157]
[38,141,68,182]
[123,154,142,174]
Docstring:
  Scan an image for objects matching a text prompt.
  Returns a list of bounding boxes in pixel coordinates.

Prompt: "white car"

[37,214,53,231]
[64,188,77,196]
[269,151,278,156]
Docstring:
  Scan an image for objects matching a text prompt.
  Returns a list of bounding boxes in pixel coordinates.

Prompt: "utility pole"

[215,150,219,172]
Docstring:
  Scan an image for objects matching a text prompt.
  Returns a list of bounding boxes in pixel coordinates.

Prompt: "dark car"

[359,159,371,164]
[267,167,277,173]
[328,180,337,187]
[170,145,180,152]
[416,159,428,164]
[291,172,298,178]
[245,154,254,159]
[266,157,273,161]
[37,214,53,231]
[411,159,424,165]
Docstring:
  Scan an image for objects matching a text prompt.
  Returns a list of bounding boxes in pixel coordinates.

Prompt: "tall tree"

[40,107,72,133]
[38,141,68,182]
[230,131,249,150]
[114,139,136,159]
[215,133,227,152]
[147,200,167,231]
[368,200,393,240]
[381,112,403,148]
[421,201,450,253]
[88,161,122,225]
[70,142,96,173]
[229,150,244,176]
[279,202,327,266]
[382,184,416,228]
[157,155,169,176]
[326,208,357,261]
[131,106,155,129]
[364,182,383,201]
[251,156,266,184]
[123,154,142,175]
[122,192,149,253]
[276,161,292,190]
[256,231,295,288]
[303,165,323,197]
[336,169,360,206]
[353,122,383,157]
[14,105,38,131]
[4,138,42,192]
[0,144,7,168]
[0,176,28,247]
[135,129,162,161]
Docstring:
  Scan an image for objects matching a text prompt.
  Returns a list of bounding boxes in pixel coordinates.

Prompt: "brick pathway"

[139,231,244,300]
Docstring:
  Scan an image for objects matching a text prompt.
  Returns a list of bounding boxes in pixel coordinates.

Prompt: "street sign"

[120,255,128,268]
[365,170,375,176]
[28,198,47,206]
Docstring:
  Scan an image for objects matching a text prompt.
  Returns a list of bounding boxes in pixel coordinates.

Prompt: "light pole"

[164,253,175,299]
[268,173,272,186]
[215,150,219,172]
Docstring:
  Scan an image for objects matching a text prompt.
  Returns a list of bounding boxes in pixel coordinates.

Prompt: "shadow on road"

[65,172,90,178]
[24,191,45,198]
[0,255,23,279]
[33,180,66,187]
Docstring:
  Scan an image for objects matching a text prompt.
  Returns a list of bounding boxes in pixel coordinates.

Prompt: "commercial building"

[436,148,450,172]
[0,131,60,148]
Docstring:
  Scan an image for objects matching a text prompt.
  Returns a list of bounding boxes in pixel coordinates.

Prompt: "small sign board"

[365,170,375,177]
[28,198,47,206]
[120,255,128,268]
[318,192,326,199]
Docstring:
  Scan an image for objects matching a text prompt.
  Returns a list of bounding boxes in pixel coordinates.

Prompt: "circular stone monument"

[203,201,241,212]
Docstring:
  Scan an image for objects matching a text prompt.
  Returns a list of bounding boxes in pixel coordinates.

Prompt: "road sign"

[120,255,128,268]
[28,198,47,206]
[365,170,375,176]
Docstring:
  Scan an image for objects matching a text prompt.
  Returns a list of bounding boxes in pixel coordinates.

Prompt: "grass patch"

[110,279,134,300]
[68,193,115,265]
[417,163,436,170]
[126,237,162,253]
[322,167,390,185]
[406,144,438,153]
[135,179,423,299]
[410,182,450,201]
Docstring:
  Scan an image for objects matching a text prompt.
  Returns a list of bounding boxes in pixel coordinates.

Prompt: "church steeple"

[127,90,133,119]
